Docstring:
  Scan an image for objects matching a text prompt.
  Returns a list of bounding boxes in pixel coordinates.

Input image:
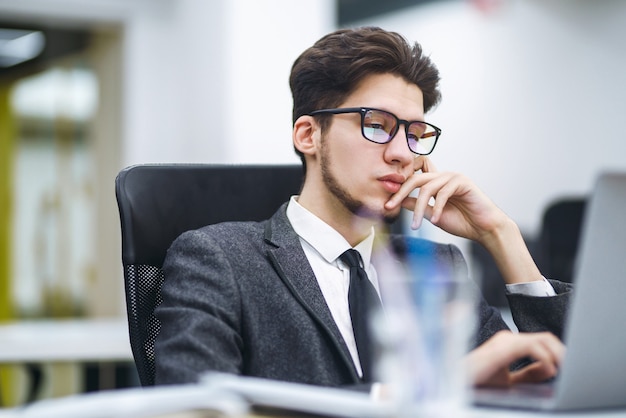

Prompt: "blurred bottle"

[371,237,476,417]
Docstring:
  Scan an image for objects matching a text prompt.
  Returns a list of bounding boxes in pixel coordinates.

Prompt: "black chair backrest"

[115,163,304,386]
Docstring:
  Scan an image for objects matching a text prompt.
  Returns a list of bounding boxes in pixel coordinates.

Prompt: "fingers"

[386,157,499,237]
[389,171,467,229]
[508,333,564,385]
[425,175,466,224]
[467,330,515,387]
[510,361,557,385]
[509,332,564,368]
[468,331,565,388]
[385,156,438,215]
[411,174,453,228]
[385,156,435,212]
[413,155,437,173]
[385,158,437,226]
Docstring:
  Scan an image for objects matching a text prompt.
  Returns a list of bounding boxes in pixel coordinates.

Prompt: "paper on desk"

[200,372,395,418]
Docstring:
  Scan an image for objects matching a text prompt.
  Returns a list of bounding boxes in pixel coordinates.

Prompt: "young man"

[154,27,571,389]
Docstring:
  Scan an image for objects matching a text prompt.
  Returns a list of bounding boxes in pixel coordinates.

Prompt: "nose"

[382,125,414,166]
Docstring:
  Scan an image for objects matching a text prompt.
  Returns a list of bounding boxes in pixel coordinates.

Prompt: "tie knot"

[340,249,363,269]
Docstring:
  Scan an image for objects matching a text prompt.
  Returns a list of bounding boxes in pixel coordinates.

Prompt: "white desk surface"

[0,387,623,418]
[0,372,623,418]
[0,318,133,363]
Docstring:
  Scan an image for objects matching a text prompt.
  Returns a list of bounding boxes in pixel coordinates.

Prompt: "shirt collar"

[286,196,375,265]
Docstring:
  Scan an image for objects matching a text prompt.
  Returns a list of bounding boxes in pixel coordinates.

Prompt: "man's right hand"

[466,330,565,387]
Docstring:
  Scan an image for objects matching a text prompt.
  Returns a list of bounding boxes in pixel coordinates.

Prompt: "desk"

[0,382,624,418]
[0,318,134,404]
[1,327,624,417]
[0,318,132,363]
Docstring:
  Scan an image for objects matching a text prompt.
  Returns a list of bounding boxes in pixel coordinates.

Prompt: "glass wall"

[10,63,98,318]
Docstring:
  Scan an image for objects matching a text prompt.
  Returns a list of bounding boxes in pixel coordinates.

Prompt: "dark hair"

[289,27,441,164]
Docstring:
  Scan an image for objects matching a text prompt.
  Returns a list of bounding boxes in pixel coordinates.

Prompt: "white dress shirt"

[285,196,556,376]
[286,196,379,377]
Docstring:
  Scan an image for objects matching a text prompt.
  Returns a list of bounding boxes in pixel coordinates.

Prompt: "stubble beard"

[319,140,399,225]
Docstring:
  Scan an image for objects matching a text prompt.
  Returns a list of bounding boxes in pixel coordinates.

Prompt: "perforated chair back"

[115,164,303,386]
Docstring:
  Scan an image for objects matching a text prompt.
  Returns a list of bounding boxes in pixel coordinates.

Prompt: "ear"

[293,115,320,156]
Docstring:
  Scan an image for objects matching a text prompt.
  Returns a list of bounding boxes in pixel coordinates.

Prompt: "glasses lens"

[362,109,397,143]
[407,122,438,155]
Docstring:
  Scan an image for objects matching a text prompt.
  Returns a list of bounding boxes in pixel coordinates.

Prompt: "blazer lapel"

[263,205,358,380]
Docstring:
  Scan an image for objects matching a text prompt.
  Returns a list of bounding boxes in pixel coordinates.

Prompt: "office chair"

[115,163,304,386]
[536,197,587,283]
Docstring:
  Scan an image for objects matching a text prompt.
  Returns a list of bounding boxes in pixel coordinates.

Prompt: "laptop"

[473,171,626,411]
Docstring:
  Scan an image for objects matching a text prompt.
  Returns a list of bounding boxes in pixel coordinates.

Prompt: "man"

[154,27,571,389]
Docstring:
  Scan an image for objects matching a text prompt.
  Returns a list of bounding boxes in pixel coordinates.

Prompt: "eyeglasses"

[308,107,441,155]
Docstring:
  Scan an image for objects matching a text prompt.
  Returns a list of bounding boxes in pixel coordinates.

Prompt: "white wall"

[223,1,334,164]
[120,0,333,166]
[350,0,626,237]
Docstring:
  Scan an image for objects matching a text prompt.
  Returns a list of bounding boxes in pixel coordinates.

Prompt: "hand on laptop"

[467,330,565,387]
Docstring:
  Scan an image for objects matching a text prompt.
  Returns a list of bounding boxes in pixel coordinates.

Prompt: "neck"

[297,183,375,247]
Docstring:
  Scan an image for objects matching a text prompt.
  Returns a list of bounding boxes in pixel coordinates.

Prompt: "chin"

[382,209,402,225]
[354,202,401,225]
[382,212,401,225]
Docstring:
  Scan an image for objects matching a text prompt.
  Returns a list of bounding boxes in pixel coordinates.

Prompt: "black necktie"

[340,249,382,383]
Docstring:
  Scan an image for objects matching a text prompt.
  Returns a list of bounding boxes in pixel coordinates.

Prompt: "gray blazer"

[154,203,571,387]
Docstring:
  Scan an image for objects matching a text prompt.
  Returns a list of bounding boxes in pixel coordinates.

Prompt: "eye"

[364,110,394,132]
[408,122,427,139]
[368,122,385,130]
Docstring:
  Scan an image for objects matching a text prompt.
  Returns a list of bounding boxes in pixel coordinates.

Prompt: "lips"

[378,173,405,194]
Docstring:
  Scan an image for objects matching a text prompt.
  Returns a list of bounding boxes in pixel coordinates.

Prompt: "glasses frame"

[308,107,442,156]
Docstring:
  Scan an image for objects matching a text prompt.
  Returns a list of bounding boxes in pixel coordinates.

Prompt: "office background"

[0,0,625,404]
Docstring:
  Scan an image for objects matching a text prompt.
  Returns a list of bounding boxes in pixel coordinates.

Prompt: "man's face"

[318,73,425,223]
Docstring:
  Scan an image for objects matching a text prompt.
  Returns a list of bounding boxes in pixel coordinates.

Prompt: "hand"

[384,156,509,243]
[466,331,565,387]
[385,156,545,285]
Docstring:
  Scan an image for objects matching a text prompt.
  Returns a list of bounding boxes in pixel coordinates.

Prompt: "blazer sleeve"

[154,228,244,385]
[440,242,572,346]
[506,279,572,339]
